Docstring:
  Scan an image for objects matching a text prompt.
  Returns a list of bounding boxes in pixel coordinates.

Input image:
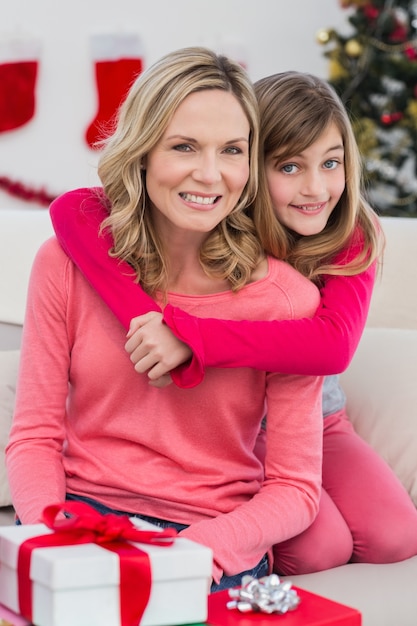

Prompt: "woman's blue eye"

[324,159,338,169]
[174,144,192,152]
[224,146,242,155]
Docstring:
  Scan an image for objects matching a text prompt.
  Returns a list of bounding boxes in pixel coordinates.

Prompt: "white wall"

[1,0,350,209]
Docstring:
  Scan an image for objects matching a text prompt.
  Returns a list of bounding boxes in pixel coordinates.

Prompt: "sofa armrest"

[340,328,417,507]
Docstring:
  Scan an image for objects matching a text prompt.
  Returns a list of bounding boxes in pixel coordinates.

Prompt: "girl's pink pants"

[273,408,417,574]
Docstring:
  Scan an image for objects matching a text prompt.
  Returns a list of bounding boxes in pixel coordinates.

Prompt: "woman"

[6,48,323,591]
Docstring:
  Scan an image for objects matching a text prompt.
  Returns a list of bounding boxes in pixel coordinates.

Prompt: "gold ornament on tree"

[329,57,349,81]
[345,38,363,57]
[352,118,378,155]
[405,100,417,127]
[316,28,333,45]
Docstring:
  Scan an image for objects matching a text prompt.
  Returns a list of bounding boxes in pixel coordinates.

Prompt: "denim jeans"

[66,493,269,592]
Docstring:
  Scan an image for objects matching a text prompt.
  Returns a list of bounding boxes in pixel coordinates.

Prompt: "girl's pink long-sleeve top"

[6,234,323,582]
[50,188,376,388]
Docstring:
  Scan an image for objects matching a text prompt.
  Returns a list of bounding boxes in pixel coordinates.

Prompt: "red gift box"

[207,587,361,626]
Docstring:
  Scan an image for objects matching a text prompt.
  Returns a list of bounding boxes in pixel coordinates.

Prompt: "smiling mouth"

[180,193,220,205]
[293,202,326,212]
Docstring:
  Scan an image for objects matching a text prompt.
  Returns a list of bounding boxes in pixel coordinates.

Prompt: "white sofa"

[0,209,416,625]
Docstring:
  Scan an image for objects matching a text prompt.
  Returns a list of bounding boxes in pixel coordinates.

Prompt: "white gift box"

[0,518,213,626]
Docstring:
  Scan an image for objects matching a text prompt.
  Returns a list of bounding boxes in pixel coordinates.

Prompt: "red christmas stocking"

[0,37,40,132]
[85,33,144,149]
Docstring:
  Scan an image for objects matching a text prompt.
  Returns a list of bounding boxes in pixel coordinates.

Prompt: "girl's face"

[265,122,346,237]
[144,89,250,242]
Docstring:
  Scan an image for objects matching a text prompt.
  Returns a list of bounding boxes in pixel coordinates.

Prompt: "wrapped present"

[207,580,361,625]
[0,502,213,626]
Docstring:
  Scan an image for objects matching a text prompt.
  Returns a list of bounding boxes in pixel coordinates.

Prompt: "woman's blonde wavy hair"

[97,46,265,295]
[252,71,384,282]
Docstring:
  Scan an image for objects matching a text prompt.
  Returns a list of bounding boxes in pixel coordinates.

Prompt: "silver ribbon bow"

[227,574,301,615]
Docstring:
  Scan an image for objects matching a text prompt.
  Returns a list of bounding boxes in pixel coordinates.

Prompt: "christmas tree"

[317,0,417,216]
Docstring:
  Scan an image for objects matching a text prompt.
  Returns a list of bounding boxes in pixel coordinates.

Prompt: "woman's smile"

[179,192,222,208]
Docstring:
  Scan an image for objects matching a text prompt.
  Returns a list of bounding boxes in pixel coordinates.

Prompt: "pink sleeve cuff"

[163,304,205,388]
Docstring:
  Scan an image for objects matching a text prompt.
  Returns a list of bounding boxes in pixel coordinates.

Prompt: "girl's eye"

[280,163,298,174]
[323,159,339,170]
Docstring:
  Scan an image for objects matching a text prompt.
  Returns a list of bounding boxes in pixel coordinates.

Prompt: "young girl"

[49,71,417,573]
[7,49,324,591]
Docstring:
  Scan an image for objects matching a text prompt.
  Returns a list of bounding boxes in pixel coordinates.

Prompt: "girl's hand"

[125,312,192,387]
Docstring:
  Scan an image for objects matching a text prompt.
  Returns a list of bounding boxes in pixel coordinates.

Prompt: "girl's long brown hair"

[252,71,384,282]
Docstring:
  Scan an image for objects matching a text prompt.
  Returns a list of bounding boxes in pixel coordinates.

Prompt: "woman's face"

[265,122,346,237]
[144,89,250,241]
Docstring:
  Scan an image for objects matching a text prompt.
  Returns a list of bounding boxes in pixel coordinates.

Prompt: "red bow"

[17,502,177,626]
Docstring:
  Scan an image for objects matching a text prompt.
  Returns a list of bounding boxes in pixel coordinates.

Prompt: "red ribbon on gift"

[17,501,177,626]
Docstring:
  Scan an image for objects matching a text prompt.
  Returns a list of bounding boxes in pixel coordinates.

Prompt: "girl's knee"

[273,523,353,575]
[351,515,417,564]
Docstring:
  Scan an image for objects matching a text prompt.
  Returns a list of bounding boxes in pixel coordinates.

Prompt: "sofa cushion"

[0,209,53,325]
[367,217,417,330]
[340,328,417,507]
[0,350,20,507]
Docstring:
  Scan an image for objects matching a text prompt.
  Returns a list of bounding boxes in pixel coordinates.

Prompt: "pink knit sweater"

[6,237,322,582]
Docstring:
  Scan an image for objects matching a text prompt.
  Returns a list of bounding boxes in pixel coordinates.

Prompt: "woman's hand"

[125,312,192,388]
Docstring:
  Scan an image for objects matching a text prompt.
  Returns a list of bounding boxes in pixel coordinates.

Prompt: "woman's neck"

[166,251,230,295]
